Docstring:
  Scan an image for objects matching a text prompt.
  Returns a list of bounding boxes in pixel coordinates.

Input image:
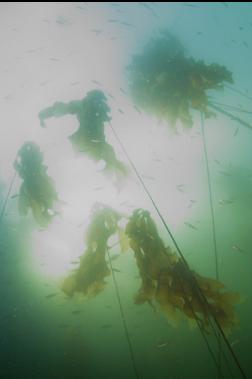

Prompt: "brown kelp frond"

[62,204,123,298]
[14,142,58,227]
[125,208,241,333]
[128,31,233,129]
[39,90,128,178]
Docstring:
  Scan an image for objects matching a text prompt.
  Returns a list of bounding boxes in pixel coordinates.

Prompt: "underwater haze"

[0,2,252,379]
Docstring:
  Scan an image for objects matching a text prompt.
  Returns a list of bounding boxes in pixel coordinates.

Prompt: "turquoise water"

[0,3,252,379]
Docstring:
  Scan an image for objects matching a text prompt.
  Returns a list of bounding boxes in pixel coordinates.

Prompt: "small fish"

[107,93,115,99]
[243,41,248,48]
[239,26,244,31]
[45,293,59,298]
[118,108,124,114]
[184,222,198,230]
[92,29,102,35]
[101,324,112,329]
[70,261,79,264]
[119,201,128,206]
[26,49,37,53]
[120,87,126,94]
[10,194,19,199]
[143,175,155,181]
[219,171,231,177]
[219,198,235,205]
[75,4,86,10]
[188,199,197,208]
[109,254,120,261]
[50,58,60,62]
[233,127,239,136]
[134,105,141,113]
[93,186,104,191]
[231,339,239,347]
[120,22,133,27]
[91,80,102,85]
[40,80,50,87]
[139,2,158,17]
[108,19,119,23]
[182,3,199,7]
[157,341,169,349]
[56,16,69,25]
[72,310,82,315]
[112,268,123,273]
[214,159,221,165]
[232,245,244,254]
[176,184,186,193]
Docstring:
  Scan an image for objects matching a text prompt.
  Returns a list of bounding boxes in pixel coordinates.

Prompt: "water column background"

[0,2,251,379]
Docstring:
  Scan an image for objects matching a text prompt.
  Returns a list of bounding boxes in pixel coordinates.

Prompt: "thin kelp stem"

[224,84,252,102]
[210,100,252,115]
[200,112,219,280]
[0,172,17,226]
[177,276,225,379]
[200,111,221,378]
[106,248,140,379]
[109,123,248,379]
[209,103,252,130]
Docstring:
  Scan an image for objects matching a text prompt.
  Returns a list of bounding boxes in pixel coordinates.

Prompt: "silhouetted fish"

[45,293,59,298]
[72,310,82,315]
[184,222,198,230]
[112,268,123,273]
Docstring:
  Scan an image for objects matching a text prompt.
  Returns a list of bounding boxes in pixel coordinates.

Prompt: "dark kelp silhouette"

[128,31,233,128]
[39,89,127,177]
[14,142,58,227]
[125,209,240,334]
[61,202,241,334]
[62,204,123,297]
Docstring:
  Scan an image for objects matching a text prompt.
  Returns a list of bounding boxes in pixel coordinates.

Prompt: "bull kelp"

[62,204,123,297]
[128,31,233,128]
[1,3,251,379]
[62,205,241,335]
[14,142,58,227]
[125,209,240,334]
[39,89,127,178]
